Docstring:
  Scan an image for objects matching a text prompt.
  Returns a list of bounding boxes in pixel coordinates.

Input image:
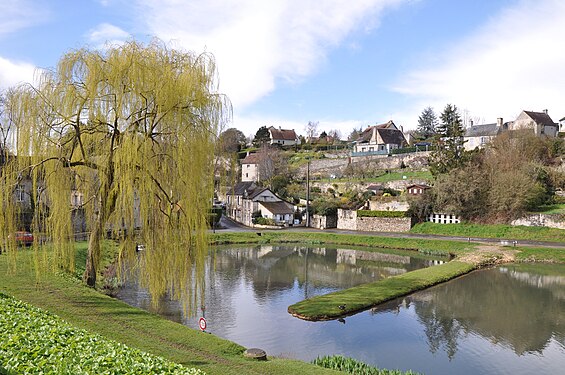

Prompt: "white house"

[268,126,299,146]
[464,118,504,150]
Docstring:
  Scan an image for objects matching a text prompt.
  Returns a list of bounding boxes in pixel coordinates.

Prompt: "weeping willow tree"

[0,40,230,313]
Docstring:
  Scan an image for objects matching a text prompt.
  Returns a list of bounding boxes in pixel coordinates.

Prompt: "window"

[16,185,25,202]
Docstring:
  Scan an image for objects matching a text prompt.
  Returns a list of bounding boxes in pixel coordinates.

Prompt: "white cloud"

[135,0,407,109]
[393,0,565,126]
[87,23,131,49]
[0,57,38,90]
[0,0,47,37]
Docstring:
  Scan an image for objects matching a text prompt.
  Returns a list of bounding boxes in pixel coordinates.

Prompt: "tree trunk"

[83,229,99,287]
[83,214,103,287]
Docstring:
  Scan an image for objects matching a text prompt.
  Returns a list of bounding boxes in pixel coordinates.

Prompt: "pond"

[115,245,565,374]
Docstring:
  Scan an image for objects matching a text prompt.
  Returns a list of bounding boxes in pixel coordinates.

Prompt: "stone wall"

[297,151,431,178]
[336,209,413,232]
[337,209,357,230]
[511,214,565,230]
[311,214,337,229]
[356,216,413,232]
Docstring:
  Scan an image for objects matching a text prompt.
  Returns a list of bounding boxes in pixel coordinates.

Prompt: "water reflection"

[409,264,565,358]
[116,246,565,375]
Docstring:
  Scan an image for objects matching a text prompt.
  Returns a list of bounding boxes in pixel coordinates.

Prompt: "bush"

[357,210,408,218]
[254,217,276,226]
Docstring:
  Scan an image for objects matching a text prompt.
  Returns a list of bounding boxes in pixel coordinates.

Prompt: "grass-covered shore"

[411,222,565,243]
[1,231,563,373]
[288,261,476,320]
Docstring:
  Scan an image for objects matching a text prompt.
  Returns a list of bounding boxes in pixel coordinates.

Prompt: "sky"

[1,0,564,139]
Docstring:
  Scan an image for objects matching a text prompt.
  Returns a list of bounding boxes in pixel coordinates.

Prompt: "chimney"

[497,118,503,127]
[470,119,474,126]
[543,109,548,115]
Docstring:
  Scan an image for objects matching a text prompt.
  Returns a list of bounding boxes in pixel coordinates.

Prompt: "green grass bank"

[411,222,565,243]
[288,261,475,320]
[0,246,336,375]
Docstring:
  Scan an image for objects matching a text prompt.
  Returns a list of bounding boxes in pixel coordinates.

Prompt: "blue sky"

[1,0,564,138]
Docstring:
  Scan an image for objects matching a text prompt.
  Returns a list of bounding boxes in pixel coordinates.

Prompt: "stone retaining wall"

[336,209,413,232]
[511,214,565,230]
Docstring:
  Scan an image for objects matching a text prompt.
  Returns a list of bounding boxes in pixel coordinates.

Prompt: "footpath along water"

[116,245,565,375]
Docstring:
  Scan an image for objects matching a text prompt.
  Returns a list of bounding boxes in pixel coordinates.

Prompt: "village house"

[559,116,565,135]
[353,120,408,154]
[464,118,504,150]
[406,184,431,195]
[509,110,558,137]
[268,126,299,146]
[225,181,295,226]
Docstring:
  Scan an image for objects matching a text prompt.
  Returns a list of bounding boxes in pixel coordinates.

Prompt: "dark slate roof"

[230,181,257,196]
[358,121,397,143]
[378,128,407,145]
[524,111,557,128]
[259,201,295,215]
[248,187,269,199]
[366,184,384,191]
[357,121,406,146]
[241,153,261,164]
[560,116,565,122]
[269,127,297,141]
[464,123,500,137]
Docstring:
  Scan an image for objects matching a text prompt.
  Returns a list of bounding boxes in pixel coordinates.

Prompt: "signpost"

[198,317,207,332]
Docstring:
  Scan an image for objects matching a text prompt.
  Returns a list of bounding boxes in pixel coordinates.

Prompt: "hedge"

[357,210,408,218]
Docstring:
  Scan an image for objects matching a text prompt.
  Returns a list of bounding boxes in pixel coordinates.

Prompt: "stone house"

[559,116,565,135]
[353,120,408,154]
[240,153,261,182]
[268,126,299,146]
[509,110,558,137]
[225,181,294,226]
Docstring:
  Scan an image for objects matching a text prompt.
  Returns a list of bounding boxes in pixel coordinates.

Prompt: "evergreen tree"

[253,126,271,147]
[416,106,438,139]
[429,104,467,176]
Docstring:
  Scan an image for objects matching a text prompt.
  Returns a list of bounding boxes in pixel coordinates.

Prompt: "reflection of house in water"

[336,249,411,265]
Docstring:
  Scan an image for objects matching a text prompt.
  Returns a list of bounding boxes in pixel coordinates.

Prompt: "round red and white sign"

[198,317,207,331]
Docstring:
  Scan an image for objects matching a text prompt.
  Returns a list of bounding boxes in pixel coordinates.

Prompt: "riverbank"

[2,232,563,373]
[0,246,335,375]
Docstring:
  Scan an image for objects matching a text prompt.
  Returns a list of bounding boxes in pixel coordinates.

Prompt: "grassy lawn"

[319,170,433,184]
[288,261,476,320]
[529,203,565,215]
[411,222,565,243]
[0,246,336,375]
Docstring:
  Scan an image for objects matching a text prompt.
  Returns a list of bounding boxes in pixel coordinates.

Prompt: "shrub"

[357,210,408,218]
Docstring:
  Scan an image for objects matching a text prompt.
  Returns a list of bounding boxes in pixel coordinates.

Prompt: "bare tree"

[305,121,319,142]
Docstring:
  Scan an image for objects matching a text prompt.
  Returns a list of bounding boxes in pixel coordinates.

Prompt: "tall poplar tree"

[0,41,230,313]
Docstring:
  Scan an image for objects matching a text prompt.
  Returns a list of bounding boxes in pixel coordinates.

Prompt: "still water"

[116,245,565,375]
